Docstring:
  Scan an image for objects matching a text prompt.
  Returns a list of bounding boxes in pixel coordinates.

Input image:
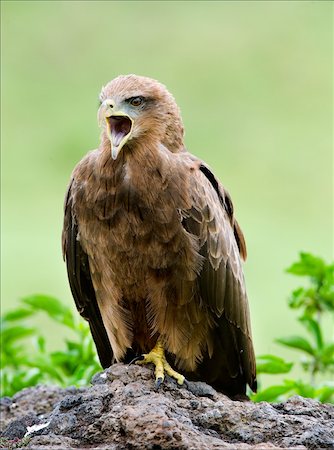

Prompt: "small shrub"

[252,252,334,403]
[1,295,100,397]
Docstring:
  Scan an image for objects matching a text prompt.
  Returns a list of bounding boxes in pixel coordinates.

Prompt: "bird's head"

[98,74,184,160]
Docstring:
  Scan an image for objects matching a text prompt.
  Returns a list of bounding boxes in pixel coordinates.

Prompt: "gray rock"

[0,363,333,449]
[2,414,39,439]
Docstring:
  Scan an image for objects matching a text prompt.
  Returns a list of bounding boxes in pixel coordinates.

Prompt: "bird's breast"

[76,173,199,300]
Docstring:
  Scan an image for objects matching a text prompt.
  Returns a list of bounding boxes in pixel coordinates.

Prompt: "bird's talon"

[133,339,185,387]
[128,355,145,365]
[155,377,164,388]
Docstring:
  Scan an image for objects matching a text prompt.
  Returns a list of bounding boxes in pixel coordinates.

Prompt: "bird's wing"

[183,161,257,394]
[62,180,113,368]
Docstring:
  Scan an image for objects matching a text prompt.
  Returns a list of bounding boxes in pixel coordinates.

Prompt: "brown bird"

[62,74,257,398]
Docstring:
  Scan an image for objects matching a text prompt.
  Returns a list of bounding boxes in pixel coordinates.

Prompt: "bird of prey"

[62,74,257,398]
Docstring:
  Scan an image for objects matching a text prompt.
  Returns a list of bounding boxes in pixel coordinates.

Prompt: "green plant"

[1,294,100,397]
[252,252,334,403]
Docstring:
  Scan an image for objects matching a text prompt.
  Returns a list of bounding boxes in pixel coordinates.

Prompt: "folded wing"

[62,181,113,369]
[182,162,257,395]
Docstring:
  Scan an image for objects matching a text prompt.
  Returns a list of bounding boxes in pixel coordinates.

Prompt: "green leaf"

[1,325,36,344]
[66,340,81,351]
[37,335,46,353]
[256,355,293,374]
[319,265,334,311]
[0,367,44,397]
[25,357,64,383]
[50,351,72,364]
[316,385,334,403]
[252,384,293,402]
[320,343,334,365]
[2,308,34,322]
[299,316,323,350]
[22,294,76,329]
[292,380,315,398]
[286,252,325,279]
[276,335,315,355]
[288,287,307,309]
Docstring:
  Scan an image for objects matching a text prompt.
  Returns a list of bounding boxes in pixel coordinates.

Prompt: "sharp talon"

[155,377,164,389]
[181,378,189,388]
[130,339,185,387]
[129,355,144,365]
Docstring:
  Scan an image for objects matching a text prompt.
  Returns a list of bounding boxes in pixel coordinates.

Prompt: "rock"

[0,363,333,449]
[0,384,81,431]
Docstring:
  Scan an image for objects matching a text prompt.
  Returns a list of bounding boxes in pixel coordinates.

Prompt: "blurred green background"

[1,1,333,381]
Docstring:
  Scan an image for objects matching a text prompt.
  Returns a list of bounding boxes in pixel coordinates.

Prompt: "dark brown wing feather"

[62,181,113,368]
[183,163,257,396]
[199,163,247,260]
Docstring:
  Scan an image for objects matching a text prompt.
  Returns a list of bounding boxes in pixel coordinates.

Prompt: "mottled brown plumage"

[62,74,257,397]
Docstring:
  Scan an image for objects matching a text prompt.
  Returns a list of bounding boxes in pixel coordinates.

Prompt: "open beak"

[98,101,133,160]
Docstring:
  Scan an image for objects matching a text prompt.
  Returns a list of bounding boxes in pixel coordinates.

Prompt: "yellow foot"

[133,339,185,387]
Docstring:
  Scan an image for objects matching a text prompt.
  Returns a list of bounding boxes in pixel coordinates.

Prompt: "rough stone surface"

[0,364,333,449]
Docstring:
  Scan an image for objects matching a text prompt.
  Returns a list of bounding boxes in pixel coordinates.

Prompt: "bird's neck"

[97,139,180,199]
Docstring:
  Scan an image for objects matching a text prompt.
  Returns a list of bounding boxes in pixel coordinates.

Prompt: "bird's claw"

[128,355,144,366]
[132,339,185,387]
[155,377,164,389]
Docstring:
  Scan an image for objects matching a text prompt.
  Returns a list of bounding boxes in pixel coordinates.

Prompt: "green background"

[1,1,333,382]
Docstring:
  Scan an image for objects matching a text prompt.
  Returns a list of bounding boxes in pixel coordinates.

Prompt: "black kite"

[62,75,257,398]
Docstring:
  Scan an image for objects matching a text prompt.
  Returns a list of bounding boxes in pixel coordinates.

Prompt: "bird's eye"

[128,96,144,107]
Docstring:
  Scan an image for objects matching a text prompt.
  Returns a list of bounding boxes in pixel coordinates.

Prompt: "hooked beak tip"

[111,146,119,160]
